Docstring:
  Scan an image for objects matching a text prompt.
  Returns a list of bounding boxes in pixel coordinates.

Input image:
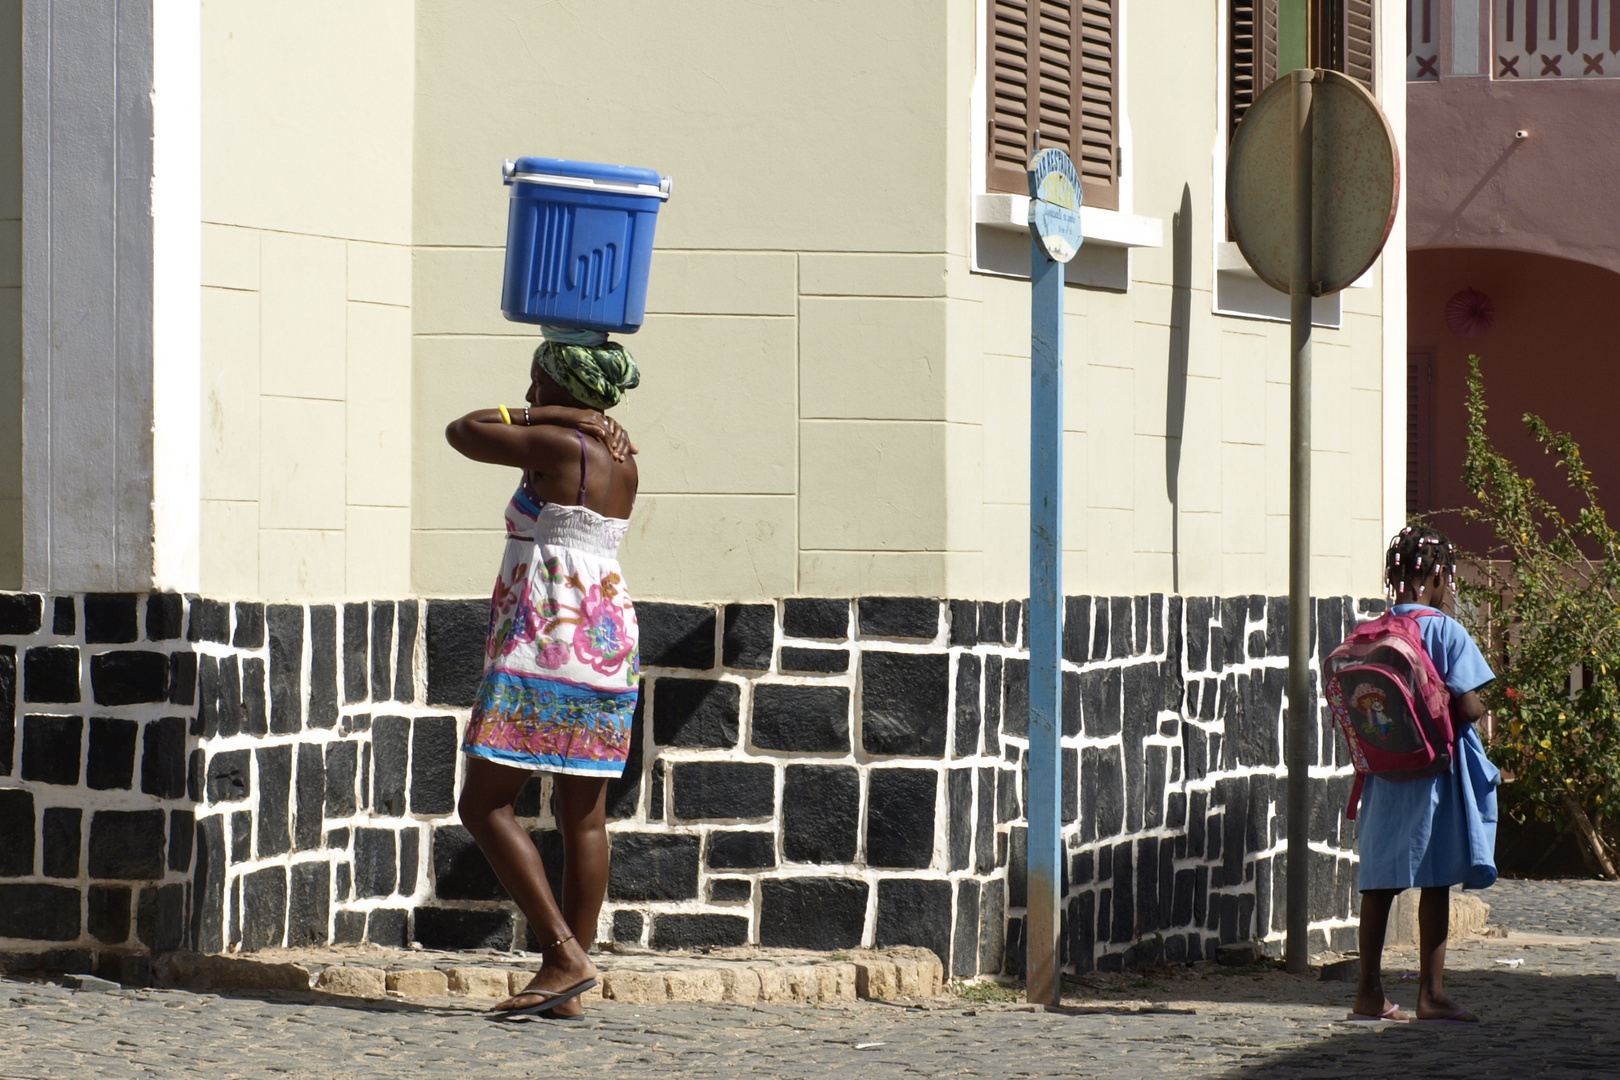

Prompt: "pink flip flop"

[1345,1002,1411,1023]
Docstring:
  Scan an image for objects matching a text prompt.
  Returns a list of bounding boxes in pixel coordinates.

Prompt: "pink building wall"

[1407,246,1620,556]
[1406,26,1620,552]
[1408,77,1620,275]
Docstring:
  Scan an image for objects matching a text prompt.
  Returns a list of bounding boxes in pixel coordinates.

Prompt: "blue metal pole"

[1026,220,1065,1005]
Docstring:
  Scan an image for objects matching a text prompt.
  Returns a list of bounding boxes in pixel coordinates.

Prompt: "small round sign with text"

[1028,148,1084,264]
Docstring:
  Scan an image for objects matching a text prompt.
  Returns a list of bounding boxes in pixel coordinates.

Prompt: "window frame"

[983,0,1121,213]
[970,0,1160,288]
[1214,0,1381,326]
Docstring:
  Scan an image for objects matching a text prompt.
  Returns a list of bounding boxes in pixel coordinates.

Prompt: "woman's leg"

[536,774,610,1018]
[1417,885,1475,1020]
[554,774,611,948]
[1354,889,1403,1018]
[457,757,597,1010]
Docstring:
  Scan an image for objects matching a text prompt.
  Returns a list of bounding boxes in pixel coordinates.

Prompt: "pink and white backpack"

[1322,610,1455,819]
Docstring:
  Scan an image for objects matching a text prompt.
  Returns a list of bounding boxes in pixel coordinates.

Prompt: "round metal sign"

[1028,148,1084,263]
[1227,69,1400,295]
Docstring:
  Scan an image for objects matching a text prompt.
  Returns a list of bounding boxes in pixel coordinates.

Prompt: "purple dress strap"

[575,430,589,506]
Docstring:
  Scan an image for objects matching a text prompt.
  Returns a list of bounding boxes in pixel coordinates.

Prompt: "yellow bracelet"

[498,405,512,425]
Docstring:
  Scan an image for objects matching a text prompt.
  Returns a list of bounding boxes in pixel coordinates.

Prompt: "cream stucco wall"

[0,0,21,588]
[197,0,414,599]
[947,0,1392,601]
[409,0,954,599]
[406,0,1395,603]
[0,0,1405,606]
[166,1,1398,603]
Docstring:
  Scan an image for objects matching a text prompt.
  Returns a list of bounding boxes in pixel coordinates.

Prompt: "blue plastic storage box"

[500,156,672,335]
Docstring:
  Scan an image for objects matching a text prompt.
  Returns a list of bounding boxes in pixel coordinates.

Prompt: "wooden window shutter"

[1316,0,1375,91]
[988,0,1035,196]
[1335,0,1376,93]
[1075,2,1120,211]
[1229,0,1279,137]
[1230,3,1375,131]
[987,1,1120,212]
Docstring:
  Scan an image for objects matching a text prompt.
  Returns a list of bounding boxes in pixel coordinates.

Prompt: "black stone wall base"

[0,593,433,959]
[0,590,1377,976]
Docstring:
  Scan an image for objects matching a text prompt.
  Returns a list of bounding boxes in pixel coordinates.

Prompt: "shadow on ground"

[1216,970,1620,1079]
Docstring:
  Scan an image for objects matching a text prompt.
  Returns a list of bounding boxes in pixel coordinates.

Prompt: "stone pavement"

[1477,877,1620,938]
[4,880,1619,1079]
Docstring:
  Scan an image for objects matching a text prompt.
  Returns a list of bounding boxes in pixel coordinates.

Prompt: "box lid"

[504,156,670,199]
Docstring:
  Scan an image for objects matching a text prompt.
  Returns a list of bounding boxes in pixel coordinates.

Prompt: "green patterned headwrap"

[531,330,640,410]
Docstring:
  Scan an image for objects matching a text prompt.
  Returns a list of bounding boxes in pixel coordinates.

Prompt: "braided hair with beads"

[1384,524,1456,600]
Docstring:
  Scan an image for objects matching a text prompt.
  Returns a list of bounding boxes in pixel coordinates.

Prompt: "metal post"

[1285,67,1315,977]
[1026,206,1065,1005]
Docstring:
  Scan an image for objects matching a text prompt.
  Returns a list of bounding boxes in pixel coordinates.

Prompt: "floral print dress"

[462,470,640,777]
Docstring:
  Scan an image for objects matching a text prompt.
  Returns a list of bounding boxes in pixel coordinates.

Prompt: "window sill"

[1214,242,1373,288]
[972,195,1162,290]
[973,194,1165,249]
[1213,241,1373,328]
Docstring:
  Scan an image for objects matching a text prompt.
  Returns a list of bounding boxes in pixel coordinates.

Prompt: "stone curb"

[150,947,947,1006]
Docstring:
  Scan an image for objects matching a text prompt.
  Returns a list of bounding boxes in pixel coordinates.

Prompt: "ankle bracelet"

[535,932,574,952]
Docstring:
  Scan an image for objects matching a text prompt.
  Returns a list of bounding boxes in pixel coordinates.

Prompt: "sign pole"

[1024,145,1080,1006]
[1026,206,1064,1006]
[1284,67,1316,977]
[1228,65,1398,979]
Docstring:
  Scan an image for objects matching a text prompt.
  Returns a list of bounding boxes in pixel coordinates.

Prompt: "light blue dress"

[1355,604,1501,892]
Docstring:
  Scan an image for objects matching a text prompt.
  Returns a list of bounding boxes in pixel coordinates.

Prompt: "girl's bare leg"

[1353,889,1407,1018]
[1417,885,1476,1020]
[457,757,597,1011]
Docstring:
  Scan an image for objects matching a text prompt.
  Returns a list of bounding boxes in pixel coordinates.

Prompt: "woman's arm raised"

[445,407,634,468]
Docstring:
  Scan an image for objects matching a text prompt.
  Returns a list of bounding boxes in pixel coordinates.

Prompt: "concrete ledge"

[313,965,386,999]
[1387,892,1492,947]
[153,951,312,993]
[140,944,944,1006]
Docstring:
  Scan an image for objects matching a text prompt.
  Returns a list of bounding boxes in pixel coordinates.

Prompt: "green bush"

[1456,356,1620,879]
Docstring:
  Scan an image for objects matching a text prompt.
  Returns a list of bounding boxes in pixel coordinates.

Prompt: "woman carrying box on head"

[444,330,641,1019]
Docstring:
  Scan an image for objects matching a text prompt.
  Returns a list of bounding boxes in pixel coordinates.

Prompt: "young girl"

[444,332,641,1019]
[1352,525,1500,1024]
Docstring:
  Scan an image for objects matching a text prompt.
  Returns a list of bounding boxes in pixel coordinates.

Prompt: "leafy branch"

[1455,356,1620,879]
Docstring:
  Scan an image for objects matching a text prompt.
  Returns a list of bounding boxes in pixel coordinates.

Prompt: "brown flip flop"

[493,977,598,1020]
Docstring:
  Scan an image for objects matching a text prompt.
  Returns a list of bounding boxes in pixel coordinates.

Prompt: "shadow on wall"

[1165,184,1193,594]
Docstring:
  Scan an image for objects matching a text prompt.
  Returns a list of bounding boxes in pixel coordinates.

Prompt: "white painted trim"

[1210,3,1354,328]
[20,0,196,592]
[151,0,202,591]
[19,0,50,589]
[1210,0,1233,314]
[23,0,163,591]
[973,195,1164,249]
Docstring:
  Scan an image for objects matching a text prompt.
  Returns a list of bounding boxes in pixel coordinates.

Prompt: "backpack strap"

[1404,607,1458,704]
[1346,773,1366,821]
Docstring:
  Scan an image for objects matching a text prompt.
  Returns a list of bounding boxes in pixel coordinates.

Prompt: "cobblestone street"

[5,880,1618,1080]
